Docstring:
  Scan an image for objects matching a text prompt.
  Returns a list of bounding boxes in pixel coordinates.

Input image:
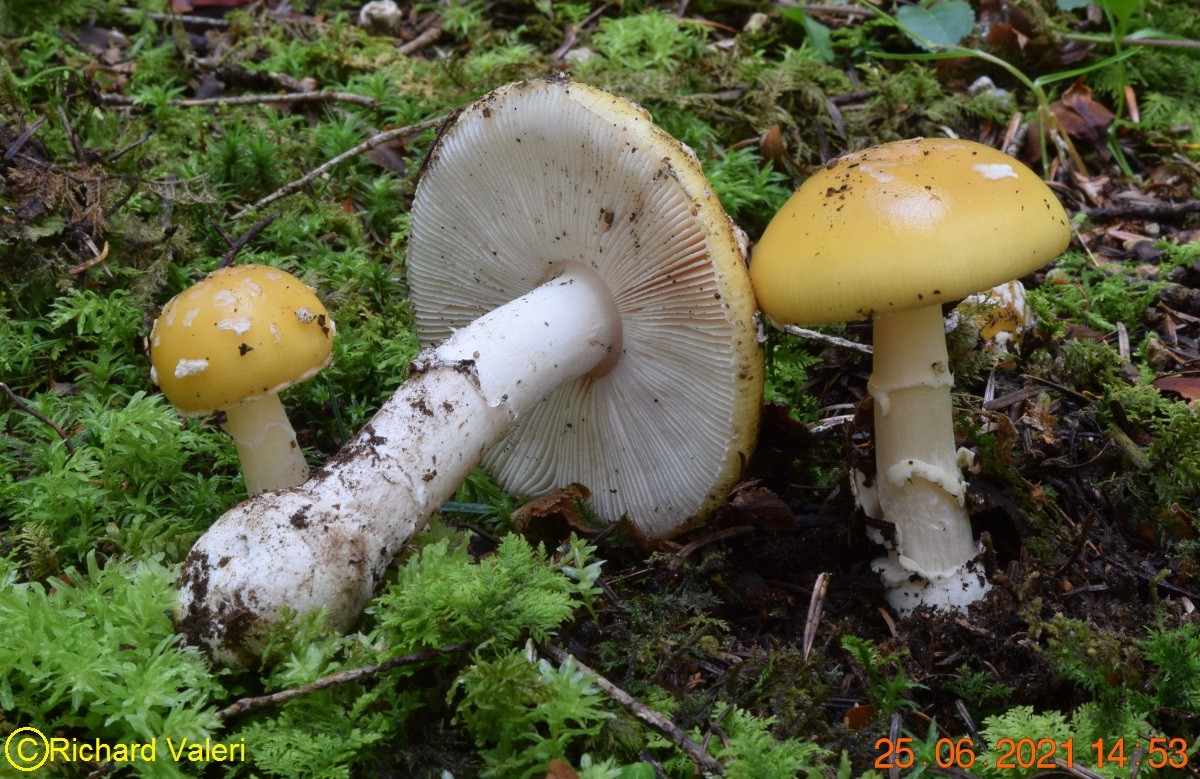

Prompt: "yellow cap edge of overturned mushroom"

[149,264,336,416]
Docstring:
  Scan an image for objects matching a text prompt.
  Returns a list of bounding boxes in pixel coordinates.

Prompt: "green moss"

[0,553,221,766]
[1103,384,1200,528]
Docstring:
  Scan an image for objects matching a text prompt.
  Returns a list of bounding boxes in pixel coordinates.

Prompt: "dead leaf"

[619,519,683,554]
[726,484,795,531]
[843,703,876,731]
[511,483,596,549]
[1051,80,1115,159]
[545,759,580,779]
[1152,374,1200,401]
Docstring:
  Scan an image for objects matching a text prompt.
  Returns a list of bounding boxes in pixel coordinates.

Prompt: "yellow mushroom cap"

[149,264,335,416]
[750,137,1070,326]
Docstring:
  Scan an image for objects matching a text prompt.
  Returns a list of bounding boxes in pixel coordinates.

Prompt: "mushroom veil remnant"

[150,264,335,497]
[176,75,763,665]
[750,137,1069,614]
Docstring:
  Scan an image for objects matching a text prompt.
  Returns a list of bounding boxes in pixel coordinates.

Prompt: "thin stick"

[954,700,987,752]
[121,7,233,27]
[56,104,84,162]
[106,131,152,162]
[540,644,725,776]
[887,713,902,779]
[399,27,441,55]
[3,116,46,163]
[802,572,829,662]
[217,214,278,268]
[68,239,110,276]
[805,3,878,18]
[1083,199,1200,222]
[768,317,873,355]
[216,644,467,721]
[674,525,753,558]
[1060,31,1200,51]
[232,115,448,219]
[98,91,378,109]
[0,383,76,455]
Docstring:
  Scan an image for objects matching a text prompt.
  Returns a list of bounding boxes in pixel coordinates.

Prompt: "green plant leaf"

[1032,47,1138,87]
[782,7,835,63]
[896,0,975,48]
[1103,0,1139,30]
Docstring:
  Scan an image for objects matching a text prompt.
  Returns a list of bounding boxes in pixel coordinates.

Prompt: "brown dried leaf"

[1152,374,1200,401]
[843,703,876,731]
[511,483,596,550]
[545,760,580,779]
[727,484,795,531]
[1051,80,1115,158]
[365,142,410,176]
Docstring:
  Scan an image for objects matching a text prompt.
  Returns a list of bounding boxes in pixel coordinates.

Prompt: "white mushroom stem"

[220,394,311,497]
[176,265,621,665]
[866,304,990,612]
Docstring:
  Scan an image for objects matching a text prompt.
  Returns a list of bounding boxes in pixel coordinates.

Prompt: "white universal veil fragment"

[750,137,1069,614]
[176,75,763,665]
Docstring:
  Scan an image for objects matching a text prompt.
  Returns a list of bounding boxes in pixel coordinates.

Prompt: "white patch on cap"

[295,307,316,324]
[270,322,280,342]
[150,365,159,384]
[861,164,895,183]
[974,163,1017,180]
[216,316,252,335]
[174,358,210,378]
[213,290,237,307]
[183,308,201,327]
[242,279,263,295]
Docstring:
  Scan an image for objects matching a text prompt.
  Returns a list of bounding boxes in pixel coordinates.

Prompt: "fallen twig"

[2,116,47,163]
[216,214,278,268]
[99,91,378,109]
[106,131,152,162]
[0,383,76,456]
[1082,200,1200,222]
[121,7,233,27]
[1061,31,1200,51]
[806,3,878,19]
[540,643,725,776]
[56,103,84,163]
[802,572,829,662]
[399,27,441,55]
[68,239,111,276]
[216,644,467,721]
[674,525,753,558]
[767,316,874,355]
[232,115,447,219]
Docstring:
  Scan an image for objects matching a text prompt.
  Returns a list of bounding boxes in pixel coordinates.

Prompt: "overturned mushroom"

[176,75,763,665]
[750,137,1069,614]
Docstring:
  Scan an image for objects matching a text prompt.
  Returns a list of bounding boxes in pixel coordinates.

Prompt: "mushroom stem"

[867,305,989,610]
[177,265,622,664]
[221,393,310,497]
